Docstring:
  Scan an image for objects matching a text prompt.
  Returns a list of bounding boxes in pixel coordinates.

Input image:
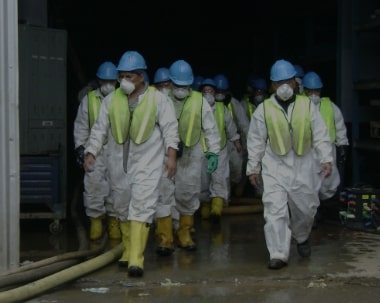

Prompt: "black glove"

[75,145,85,168]
[337,145,348,165]
[176,141,184,158]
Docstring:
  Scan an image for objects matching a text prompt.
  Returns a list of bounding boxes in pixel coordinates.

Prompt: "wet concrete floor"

[10,203,380,302]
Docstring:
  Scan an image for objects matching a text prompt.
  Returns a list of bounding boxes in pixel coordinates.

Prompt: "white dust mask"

[254,95,265,104]
[173,87,190,100]
[159,87,171,96]
[100,83,115,96]
[215,93,225,101]
[204,93,215,105]
[120,79,135,95]
[276,83,293,101]
[309,94,321,104]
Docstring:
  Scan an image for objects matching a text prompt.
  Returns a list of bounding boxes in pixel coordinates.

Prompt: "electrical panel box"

[18,25,67,231]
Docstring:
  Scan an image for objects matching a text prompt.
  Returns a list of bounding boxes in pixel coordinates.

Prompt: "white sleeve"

[73,95,90,149]
[333,103,349,146]
[84,94,112,157]
[202,98,221,154]
[246,104,267,175]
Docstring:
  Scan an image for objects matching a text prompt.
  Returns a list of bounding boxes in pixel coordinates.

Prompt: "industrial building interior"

[0,0,379,301]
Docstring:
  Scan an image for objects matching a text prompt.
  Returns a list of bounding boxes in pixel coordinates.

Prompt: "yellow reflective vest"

[87,90,102,129]
[108,87,157,144]
[202,102,227,152]
[242,95,257,120]
[319,97,336,143]
[264,95,312,156]
[178,91,203,147]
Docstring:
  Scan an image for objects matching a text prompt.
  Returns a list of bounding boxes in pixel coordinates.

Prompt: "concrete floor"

[9,202,380,302]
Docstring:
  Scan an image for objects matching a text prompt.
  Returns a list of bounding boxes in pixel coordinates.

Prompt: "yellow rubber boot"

[210,197,224,224]
[200,202,211,219]
[128,221,150,277]
[118,221,130,267]
[90,217,103,241]
[176,215,196,251]
[108,216,121,240]
[156,216,174,256]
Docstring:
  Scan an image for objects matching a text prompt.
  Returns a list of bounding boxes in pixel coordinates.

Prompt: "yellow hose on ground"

[0,243,122,303]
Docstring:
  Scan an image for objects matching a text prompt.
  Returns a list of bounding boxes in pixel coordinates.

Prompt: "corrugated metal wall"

[0,0,20,270]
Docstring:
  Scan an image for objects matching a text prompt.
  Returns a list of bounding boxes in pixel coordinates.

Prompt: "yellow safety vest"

[108,87,157,144]
[243,95,257,120]
[319,97,336,143]
[87,90,102,129]
[264,95,312,156]
[178,91,203,147]
[202,102,227,152]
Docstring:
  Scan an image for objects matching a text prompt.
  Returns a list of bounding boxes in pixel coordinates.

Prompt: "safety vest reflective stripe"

[319,97,336,143]
[243,96,256,120]
[178,91,203,147]
[264,101,291,155]
[87,90,101,129]
[215,102,227,149]
[291,96,312,156]
[129,86,157,144]
[264,95,311,156]
[227,102,237,126]
[108,88,130,144]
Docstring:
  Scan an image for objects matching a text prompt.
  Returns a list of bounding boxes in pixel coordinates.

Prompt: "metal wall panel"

[0,0,20,271]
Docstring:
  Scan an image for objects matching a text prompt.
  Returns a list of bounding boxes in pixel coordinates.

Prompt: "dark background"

[38,0,342,192]
[46,0,339,99]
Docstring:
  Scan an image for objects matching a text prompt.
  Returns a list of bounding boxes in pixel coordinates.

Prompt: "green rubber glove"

[205,152,218,174]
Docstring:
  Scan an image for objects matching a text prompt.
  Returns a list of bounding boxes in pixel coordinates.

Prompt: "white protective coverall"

[85,86,179,223]
[225,96,250,186]
[313,100,349,200]
[172,93,221,216]
[74,88,113,218]
[246,94,333,262]
[200,102,240,202]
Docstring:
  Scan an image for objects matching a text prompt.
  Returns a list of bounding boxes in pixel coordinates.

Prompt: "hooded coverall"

[246,94,333,262]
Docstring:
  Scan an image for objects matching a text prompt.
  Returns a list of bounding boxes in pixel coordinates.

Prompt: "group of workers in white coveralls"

[73,50,348,275]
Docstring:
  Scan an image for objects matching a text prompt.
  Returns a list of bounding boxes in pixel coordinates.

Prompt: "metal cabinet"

[18,25,67,232]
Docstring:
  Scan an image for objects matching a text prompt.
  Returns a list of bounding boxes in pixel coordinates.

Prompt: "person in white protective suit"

[303,71,349,200]
[246,59,333,270]
[167,59,221,251]
[83,50,179,278]
[199,78,242,224]
[151,66,181,256]
[73,61,121,242]
[213,74,249,199]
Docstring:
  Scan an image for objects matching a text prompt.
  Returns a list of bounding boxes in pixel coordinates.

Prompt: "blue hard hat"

[270,59,297,82]
[96,61,118,80]
[303,71,323,89]
[294,64,305,78]
[117,50,147,72]
[153,67,170,84]
[213,74,229,90]
[169,59,194,86]
[191,75,204,90]
[200,78,216,89]
[251,77,268,90]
